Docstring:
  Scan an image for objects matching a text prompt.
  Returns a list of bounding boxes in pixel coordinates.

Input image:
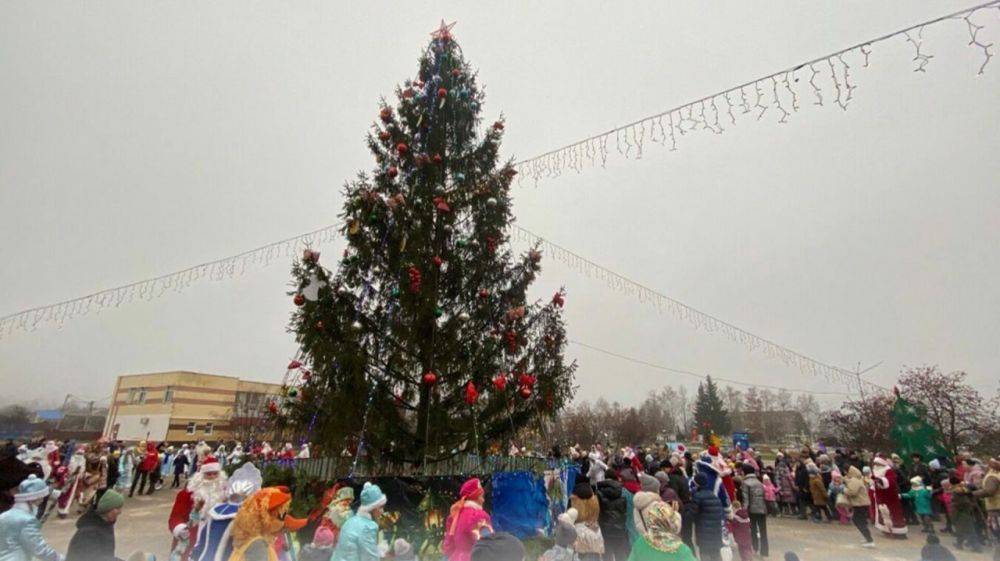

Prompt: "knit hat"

[312,526,335,548]
[358,482,387,513]
[471,532,525,561]
[560,507,579,525]
[693,473,708,489]
[199,455,221,474]
[572,481,594,500]
[639,473,660,493]
[14,475,49,502]
[910,476,924,488]
[553,515,577,548]
[393,538,416,561]
[97,490,125,514]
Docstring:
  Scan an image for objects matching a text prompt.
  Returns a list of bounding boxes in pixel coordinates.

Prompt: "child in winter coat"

[300,526,337,561]
[901,476,934,533]
[761,475,779,516]
[807,465,833,522]
[726,501,753,561]
[828,473,851,524]
[937,478,954,533]
[539,510,579,561]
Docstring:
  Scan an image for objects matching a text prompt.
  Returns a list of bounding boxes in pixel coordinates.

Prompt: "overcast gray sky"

[1,1,998,409]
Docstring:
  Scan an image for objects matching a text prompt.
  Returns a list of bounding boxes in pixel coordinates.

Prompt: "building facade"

[102,371,282,443]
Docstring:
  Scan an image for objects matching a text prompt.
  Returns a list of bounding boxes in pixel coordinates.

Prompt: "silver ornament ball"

[486,197,498,208]
[351,320,363,331]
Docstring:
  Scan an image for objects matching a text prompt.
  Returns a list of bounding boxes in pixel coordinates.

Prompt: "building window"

[204,423,214,435]
[186,422,197,435]
[164,386,175,403]
[136,387,147,404]
[126,389,137,404]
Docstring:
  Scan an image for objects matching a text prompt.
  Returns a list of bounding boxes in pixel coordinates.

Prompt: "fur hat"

[633,491,660,514]
[910,476,924,488]
[359,482,387,513]
[471,532,525,561]
[573,481,594,500]
[14,475,49,502]
[199,456,221,474]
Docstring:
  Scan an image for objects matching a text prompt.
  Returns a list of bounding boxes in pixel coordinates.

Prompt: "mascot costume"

[227,486,308,561]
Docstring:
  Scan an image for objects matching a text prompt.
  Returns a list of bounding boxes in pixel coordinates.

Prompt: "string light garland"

[568,339,860,397]
[0,224,340,337]
[508,226,884,395]
[510,0,1000,184]
[2,4,995,391]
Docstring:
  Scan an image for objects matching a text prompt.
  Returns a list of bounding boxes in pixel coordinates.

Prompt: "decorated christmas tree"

[889,391,949,461]
[275,22,576,467]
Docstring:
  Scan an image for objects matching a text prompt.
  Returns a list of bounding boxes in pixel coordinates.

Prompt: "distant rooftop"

[34,409,65,421]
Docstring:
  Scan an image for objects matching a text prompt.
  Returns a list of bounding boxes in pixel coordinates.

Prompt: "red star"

[431,19,457,41]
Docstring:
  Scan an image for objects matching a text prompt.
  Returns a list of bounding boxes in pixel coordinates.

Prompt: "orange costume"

[227,486,307,561]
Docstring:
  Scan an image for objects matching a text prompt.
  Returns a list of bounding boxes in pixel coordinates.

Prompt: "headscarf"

[636,501,685,553]
[447,478,485,537]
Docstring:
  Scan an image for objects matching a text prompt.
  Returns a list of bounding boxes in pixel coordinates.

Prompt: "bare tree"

[722,386,744,415]
[897,366,999,455]
[826,394,895,452]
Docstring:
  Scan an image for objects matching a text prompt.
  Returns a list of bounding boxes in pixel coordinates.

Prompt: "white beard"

[187,472,229,516]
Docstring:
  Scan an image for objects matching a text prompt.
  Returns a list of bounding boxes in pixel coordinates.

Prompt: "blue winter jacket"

[0,504,63,561]
[331,511,380,561]
[691,488,725,552]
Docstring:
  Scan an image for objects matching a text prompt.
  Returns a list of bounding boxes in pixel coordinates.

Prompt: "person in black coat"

[793,459,811,520]
[692,473,725,561]
[595,471,629,561]
[171,451,190,488]
[66,490,124,561]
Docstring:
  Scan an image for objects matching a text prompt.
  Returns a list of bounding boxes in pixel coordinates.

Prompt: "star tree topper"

[431,19,457,41]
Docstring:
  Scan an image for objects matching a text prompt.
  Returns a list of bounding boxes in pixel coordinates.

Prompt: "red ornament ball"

[432,255,443,268]
[293,293,306,306]
[433,153,443,164]
[379,107,392,122]
[437,88,447,99]
[492,375,508,391]
[287,360,302,370]
[464,381,479,405]
[387,166,398,178]
[478,289,490,299]
[422,371,438,386]
[451,68,461,77]
[396,142,409,155]
[379,131,392,141]
[519,386,532,399]
[493,121,505,131]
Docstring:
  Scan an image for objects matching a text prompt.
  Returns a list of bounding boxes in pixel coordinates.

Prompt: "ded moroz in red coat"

[871,458,907,536]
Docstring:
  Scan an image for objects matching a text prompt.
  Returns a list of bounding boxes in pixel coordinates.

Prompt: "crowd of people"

[2,436,999,561]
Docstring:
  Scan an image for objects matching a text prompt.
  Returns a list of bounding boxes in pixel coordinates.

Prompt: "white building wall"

[110,413,171,442]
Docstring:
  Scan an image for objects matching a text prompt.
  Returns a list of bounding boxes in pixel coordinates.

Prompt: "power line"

[568,339,853,397]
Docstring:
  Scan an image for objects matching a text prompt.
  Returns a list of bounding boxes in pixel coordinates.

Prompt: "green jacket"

[901,487,933,516]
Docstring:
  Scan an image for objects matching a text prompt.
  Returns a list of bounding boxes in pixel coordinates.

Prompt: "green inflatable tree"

[890,392,949,461]
[275,22,576,466]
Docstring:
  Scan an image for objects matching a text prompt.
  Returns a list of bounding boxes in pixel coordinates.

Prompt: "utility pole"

[854,361,883,401]
[55,394,71,430]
